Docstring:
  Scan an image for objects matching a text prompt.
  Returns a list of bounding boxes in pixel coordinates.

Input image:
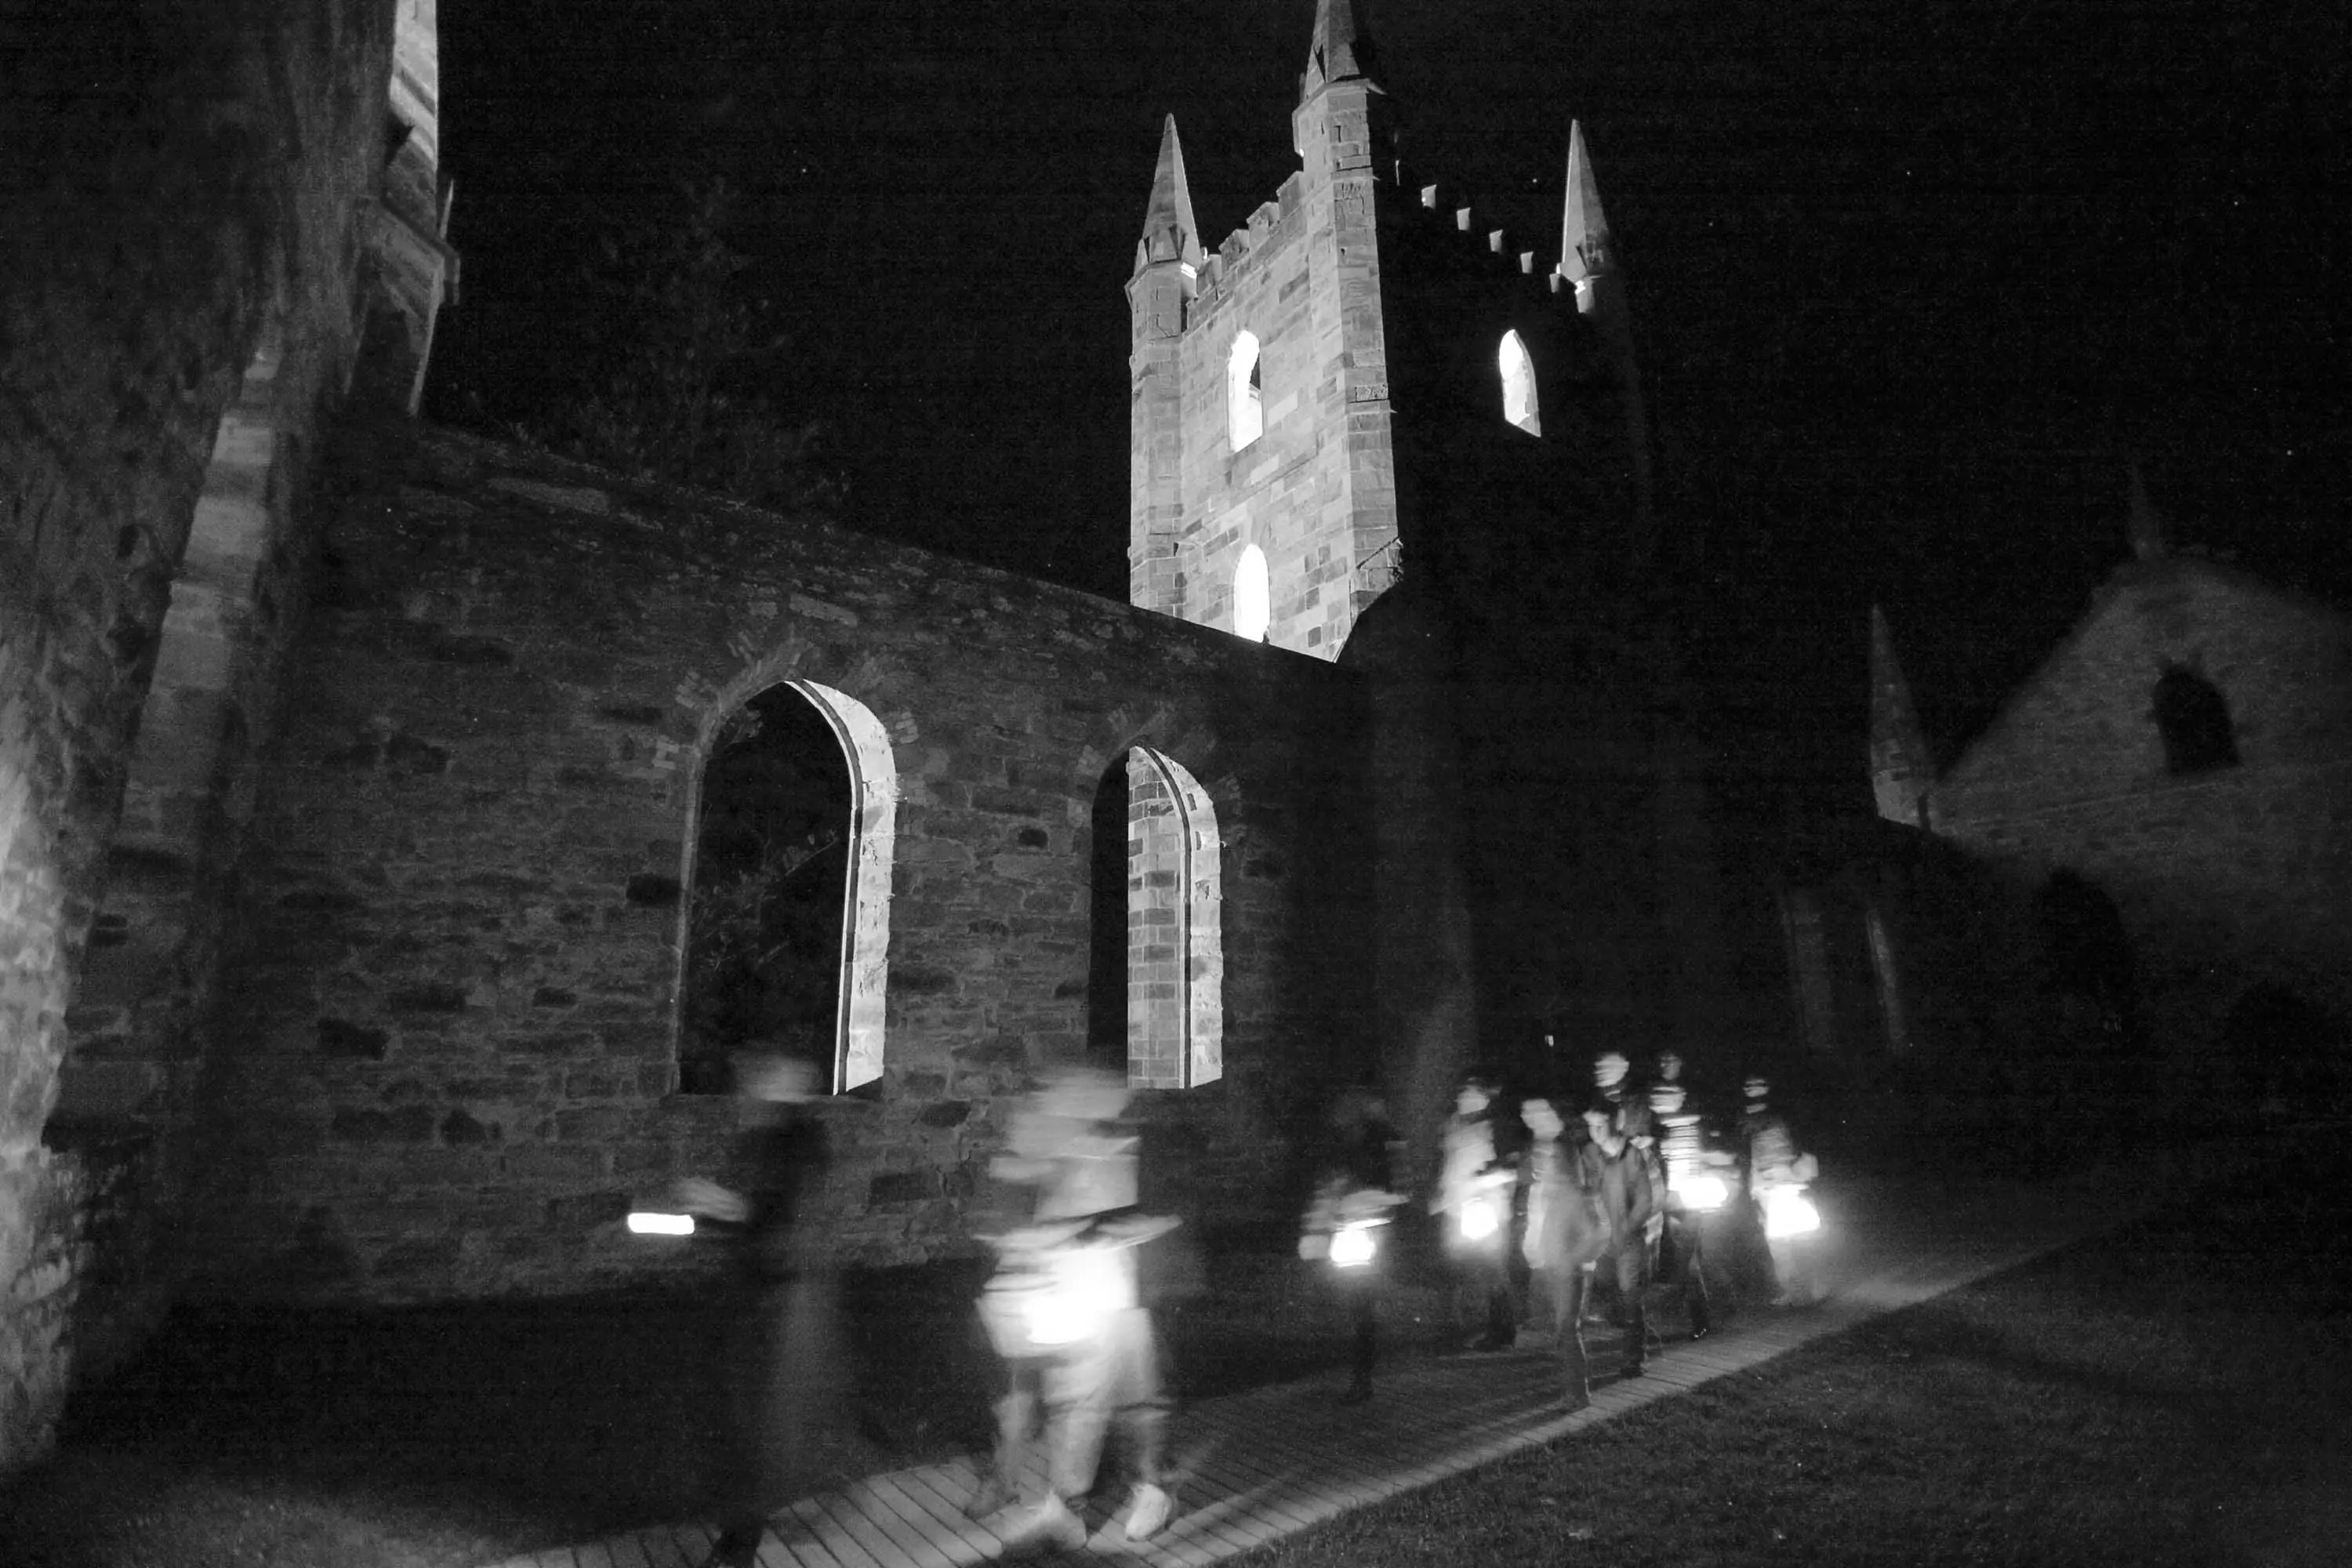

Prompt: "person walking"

[670,1054,842,1568]
[1577,1098,1659,1379]
[1432,1070,1520,1352]
[1649,1076,1731,1338]
[1298,1083,1404,1403]
[1740,1073,1824,1306]
[1519,1094,1613,1409]
[973,1067,1177,1554]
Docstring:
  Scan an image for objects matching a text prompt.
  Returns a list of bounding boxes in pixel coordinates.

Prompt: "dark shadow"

[1086,755,1130,1074]
[681,685,853,1094]
[2151,664,2238,775]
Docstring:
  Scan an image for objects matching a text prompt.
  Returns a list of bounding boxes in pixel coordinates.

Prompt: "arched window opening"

[1498,330,1541,436]
[680,680,895,1094]
[1229,331,1264,452]
[1113,748,1224,1089]
[2151,665,2238,775]
[1233,544,1271,642]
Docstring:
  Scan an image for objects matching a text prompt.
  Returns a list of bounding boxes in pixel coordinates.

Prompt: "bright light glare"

[1760,1187,1820,1240]
[1673,1173,1730,1212]
[1025,1249,1123,1346]
[1459,1196,1499,1242]
[1234,544,1271,641]
[627,1210,695,1236]
[1330,1221,1380,1269]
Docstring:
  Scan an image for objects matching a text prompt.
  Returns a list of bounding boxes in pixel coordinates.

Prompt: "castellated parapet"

[1127,8,1646,663]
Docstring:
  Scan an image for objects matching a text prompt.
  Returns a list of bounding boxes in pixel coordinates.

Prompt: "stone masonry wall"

[1932,559,2352,1062]
[191,416,1370,1304]
[1,0,395,1464]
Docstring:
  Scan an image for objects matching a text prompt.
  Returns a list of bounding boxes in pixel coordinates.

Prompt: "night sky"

[427,0,2347,755]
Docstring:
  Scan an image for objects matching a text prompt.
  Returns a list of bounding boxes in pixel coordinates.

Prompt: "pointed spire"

[2127,460,2168,561]
[1134,114,1204,276]
[1558,119,1615,299]
[1869,604,1935,829]
[1300,0,1377,103]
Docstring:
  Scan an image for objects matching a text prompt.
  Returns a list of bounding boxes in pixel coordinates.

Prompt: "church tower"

[1125,0,1405,659]
[1126,0,1651,662]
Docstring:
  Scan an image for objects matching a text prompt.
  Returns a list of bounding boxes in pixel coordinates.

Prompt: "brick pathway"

[481,1139,2243,1568]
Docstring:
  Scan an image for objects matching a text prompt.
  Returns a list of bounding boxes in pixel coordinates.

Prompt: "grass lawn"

[1231,1129,2352,1567]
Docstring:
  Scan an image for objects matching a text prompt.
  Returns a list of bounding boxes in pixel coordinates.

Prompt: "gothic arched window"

[1229,331,1265,451]
[677,680,897,1094]
[1498,330,1541,435]
[2151,665,2238,776]
[1233,543,1271,642]
[1103,748,1225,1089]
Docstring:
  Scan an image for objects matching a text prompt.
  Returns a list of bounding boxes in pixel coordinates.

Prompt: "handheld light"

[627,1210,696,1236]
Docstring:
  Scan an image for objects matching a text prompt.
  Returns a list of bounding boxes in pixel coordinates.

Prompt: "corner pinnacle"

[1135,114,1204,274]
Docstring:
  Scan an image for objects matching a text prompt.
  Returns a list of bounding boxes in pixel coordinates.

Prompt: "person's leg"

[1344,1275,1377,1399]
[1615,1246,1648,1374]
[975,1359,1040,1515]
[1107,1307,1174,1539]
[1679,1218,1713,1336]
[1555,1266,1592,1408]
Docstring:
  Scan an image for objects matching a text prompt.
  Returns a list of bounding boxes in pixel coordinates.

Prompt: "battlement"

[1189,161,1565,327]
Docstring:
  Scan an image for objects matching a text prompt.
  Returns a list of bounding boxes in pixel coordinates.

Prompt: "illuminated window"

[1111,748,1223,1089]
[1499,330,1541,435]
[1229,331,1264,451]
[678,680,896,1094]
[1233,544,1271,641]
[2151,666,2237,775]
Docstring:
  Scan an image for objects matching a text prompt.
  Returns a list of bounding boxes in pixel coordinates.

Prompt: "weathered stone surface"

[170,416,1365,1303]
[1,0,403,1468]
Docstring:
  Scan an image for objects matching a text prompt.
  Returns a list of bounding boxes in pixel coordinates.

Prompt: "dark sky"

[428,0,2347,753]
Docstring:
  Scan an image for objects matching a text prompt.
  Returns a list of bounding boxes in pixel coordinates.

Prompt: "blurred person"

[1592,1049,1655,1149]
[1740,1073,1824,1307]
[1650,1078,1732,1338]
[1432,1069,1519,1352]
[1298,1083,1405,1403]
[670,1054,841,1568]
[972,1067,1177,1553]
[1579,1098,1659,1379]
[1519,1095,1613,1409]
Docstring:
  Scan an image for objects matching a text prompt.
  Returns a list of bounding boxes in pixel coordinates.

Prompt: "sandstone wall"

[1933,559,2352,1061]
[191,417,1370,1302]
[0,0,396,1463]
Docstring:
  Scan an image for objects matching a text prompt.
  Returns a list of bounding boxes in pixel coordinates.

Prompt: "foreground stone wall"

[192,417,1369,1302]
[1,0,396,1463]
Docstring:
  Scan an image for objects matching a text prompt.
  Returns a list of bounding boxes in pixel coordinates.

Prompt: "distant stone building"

[1871,484,2352,1080]
[4,0,1833,1461]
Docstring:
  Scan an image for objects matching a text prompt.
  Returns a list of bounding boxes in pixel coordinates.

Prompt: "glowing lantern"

[1759,1186,1820,1240]
[1671,1172,1730,1213]
[1458,1195,1501,1242]
[1024,1247,1128,1347]
[1329,1218,1383,1269]
[627,1210,695,1236]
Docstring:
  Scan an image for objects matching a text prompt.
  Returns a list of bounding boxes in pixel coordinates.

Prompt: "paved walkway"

[483,1140,2245,1568]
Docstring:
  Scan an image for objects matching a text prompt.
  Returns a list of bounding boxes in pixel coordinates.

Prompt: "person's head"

[1036,1064,1131,1125]
[1592,1051,1629,1090]
[1456,1072,1498,1118]
[1522,1097,1564,1142]
[1581,1102,1621,1149]
[1744,1074,1769,1108]
[733,1053,822,1104]
[1656,1050,1684,1083]
[1008,1065,1131,1159]
[1648,1081,1686,1116]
